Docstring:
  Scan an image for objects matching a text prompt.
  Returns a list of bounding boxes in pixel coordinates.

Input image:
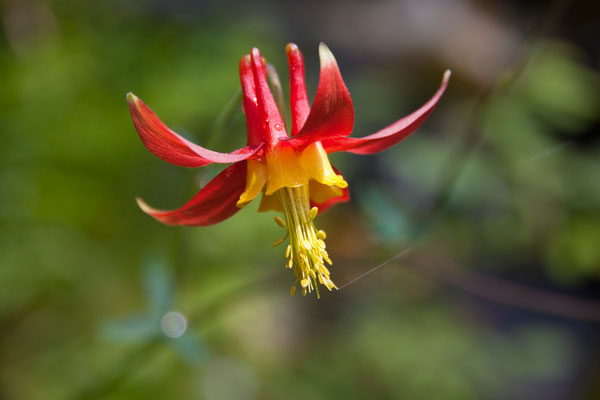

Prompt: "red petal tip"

[286,43,299,53]
[126,92,137,104]
[136,197,156,214]
[443,69,451,82]
[318,42,336,67]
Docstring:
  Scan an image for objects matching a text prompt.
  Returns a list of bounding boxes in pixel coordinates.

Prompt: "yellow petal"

[257,192,283,212]
[265,141,308,195]
[237,160,267,207]
[299,141,347,188]
[308,180,343,203]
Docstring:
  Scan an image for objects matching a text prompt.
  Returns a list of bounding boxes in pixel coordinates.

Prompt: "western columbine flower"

[127,43,449,297]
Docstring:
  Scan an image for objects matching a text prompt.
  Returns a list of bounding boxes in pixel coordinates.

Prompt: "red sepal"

[128,93,260,167]
[288,43,354,150]
[239,55,264,146]
[136,162,247,226]
[321,70,450,154]
[250,48,287,146]
[286,43,310,136]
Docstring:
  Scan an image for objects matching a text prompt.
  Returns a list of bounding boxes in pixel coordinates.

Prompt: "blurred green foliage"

[1,1,599,399]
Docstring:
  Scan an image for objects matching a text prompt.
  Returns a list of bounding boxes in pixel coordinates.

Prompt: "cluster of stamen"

[272,185,337,297]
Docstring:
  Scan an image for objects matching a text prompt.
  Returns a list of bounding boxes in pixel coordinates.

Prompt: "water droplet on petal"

[274,123,283,131]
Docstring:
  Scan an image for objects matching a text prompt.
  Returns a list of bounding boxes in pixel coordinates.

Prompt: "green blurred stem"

[68,340,161,400]
[205,88,242,148]
[266,62,289,133]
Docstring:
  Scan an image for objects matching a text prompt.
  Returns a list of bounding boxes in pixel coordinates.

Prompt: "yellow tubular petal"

[258,192,283,212]
[237,159,267,207]
[299,142,347,189]
[265,141,308,195]
[308,180,343,203]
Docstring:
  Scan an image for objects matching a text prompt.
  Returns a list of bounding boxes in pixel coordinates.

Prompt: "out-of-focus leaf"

[142,256,174,317]
[546,216,600,283]
[172,332,207,366]
[356,185,413,242]
[514,42,600,132]
[99,315,158,343]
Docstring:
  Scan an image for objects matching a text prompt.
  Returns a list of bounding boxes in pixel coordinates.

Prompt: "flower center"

[275,185,337,297]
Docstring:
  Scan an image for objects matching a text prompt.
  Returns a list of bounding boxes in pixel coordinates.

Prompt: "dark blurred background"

[1,0,600,399]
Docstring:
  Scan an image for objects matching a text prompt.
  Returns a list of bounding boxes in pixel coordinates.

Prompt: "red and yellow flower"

[127,43,449,296]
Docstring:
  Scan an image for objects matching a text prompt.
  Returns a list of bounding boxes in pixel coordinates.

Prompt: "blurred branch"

[340,249,600,321]
[406,253,600,321]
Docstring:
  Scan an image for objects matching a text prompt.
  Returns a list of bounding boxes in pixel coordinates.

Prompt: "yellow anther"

[308,206,318,221]
[290,285,296,296]
[317,230,327,240]
[273,237,285,247]
[300,279,309,288]
[285,244,291,258]
[274,216,286,227]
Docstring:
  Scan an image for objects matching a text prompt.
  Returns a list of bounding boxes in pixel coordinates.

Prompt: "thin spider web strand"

[520,140,573,165]
[338,247,413,290]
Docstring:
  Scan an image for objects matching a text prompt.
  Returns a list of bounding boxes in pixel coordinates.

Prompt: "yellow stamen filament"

[276,185,337,297]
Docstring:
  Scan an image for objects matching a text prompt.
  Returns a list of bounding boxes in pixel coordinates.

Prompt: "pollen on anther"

[308,207,318,221]
[274,216,286,227]
[317,230,327,240]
